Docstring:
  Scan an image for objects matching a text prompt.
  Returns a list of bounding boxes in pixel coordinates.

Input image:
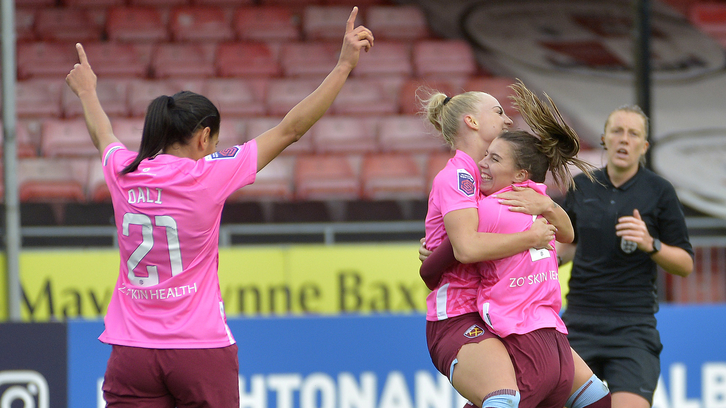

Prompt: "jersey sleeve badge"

[206,146,240,161]
[457,169,476,196]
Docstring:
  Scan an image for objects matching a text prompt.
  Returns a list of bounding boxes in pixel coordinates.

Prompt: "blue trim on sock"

[566,375,609,408]
[482,391,520,408]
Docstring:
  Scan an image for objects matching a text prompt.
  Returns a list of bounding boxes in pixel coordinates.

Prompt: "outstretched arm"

[65,43,120,157]
[254,7,374,171]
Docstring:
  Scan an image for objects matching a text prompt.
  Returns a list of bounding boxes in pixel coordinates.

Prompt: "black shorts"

[562,310,662,404]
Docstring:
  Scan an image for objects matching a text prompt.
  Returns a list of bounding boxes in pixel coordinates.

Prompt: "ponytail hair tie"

[166,95,175,108]
[443,96,452,105]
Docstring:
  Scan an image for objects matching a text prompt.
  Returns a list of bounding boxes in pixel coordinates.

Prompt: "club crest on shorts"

[457,169,476,196]
[464,324,485,338]
[206,146,240,161]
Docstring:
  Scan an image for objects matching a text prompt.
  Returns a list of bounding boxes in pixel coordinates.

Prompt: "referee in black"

[557,105,694,408]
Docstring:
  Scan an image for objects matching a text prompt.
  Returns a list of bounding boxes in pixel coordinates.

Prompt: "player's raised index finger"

[346,6,358,34]
[76,43,88,65]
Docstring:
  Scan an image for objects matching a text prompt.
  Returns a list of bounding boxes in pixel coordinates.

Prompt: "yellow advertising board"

[0,244,429,322]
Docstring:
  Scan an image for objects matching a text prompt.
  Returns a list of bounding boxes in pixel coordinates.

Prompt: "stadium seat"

[18,158,89,202]
[192,0,254,6]
[129,0,189,6]
[128,79,205,117]
[41,119,97,158]
[35,8,103,42]
[245,116,314,156]
[397,78,459,115]
[0,121,38,158]
[15,0,54,6]
[63,78,131,118]
[81,42,152,78]
[425,150,454,191]
[87,158,110,202]
[204,78,267,117]
[378,115,447,153]
[294,154,360,200]
[62,0,125,7]
[309,116,378,154]
[266,78,320,116]
[110,117,145,152]
[151,43,216,78]
[361,153,426,200]
[330,78,398,115]
[413,40,478,78]
[15,9,36,42]
[352,41,413,77]
[365,5,429,40]
[106,7,169,43]
[17,42,77,79]
[217,117,248,149]
[280,42,339,77]
[16,79,64,118]
[233,6,301,42]
[216,42,282,77]
[302,5,359,41]
[228,155,295,201]
[170,6,234,42]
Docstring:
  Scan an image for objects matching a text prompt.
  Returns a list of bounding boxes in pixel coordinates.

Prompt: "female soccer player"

[65,8,372,407]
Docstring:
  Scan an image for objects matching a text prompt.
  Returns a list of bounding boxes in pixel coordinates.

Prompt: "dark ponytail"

[508,80,595,190]
[121,91,220,175]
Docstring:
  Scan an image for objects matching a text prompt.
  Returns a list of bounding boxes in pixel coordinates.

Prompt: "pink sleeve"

[196,140,258,201]
[434,165,479,217]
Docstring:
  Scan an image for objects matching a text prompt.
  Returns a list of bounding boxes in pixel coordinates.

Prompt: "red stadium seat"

[17,42,77,80]
[280,42,339,77]
[151,43,216,78]
[352,41,413,77]
[361,153,426,200]
[63,78,131,119]
[62,0,125,6]
[127,79,205,117]
[16,9,36,42]
[365,5,429,40]
[129,0,189,6]
[413,40,478,78]
[111,117,146,153]
[205,78,267,117]
[82,42,152,78]
[690,3,726,37]
[216,42,282,78]
[397,78,459,115]
[233,6,301,42]
[18,158,89,202]
[170,6,234,42]
[0,121,38,158]
[106,7,169,43]
[302,5,358,41]
[245,116,314,156]
[228,155,295,201]
[378,115,447,153]
[41,119,97,158]
[15,0,54,6]
[35,8,103,42]
[87,159,110,202]
[16,79,64,118]
[265,78,320,116]
[192,0,254,6]
[217,117,248,149]
[294,154,360,200]
[310,116,378,154]
[330,78,398,115]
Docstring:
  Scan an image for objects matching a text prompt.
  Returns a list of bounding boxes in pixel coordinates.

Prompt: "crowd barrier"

[1,305,725,408]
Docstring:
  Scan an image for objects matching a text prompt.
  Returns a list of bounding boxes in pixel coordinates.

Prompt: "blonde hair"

[419,88,488,148]
[509,80,595,190]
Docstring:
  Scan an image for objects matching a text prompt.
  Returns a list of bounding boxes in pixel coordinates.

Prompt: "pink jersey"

[99,141,257,349]
[476,180,567,337]
[425,150,481,321]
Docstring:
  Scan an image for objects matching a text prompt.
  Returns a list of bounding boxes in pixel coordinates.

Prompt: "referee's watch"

[647,238,661,255]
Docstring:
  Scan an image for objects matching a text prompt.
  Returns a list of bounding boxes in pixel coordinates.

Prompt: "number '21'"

[123,213,183,286]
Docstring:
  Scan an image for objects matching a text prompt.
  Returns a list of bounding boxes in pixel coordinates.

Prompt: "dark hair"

[120,91,221,175]
[507,80,595,190]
